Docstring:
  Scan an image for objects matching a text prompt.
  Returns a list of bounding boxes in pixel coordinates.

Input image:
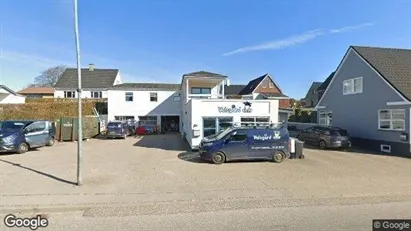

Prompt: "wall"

[279,99,290,108]
[107,90,181,121]
[254,76,281,94]
[0,93,26,104]
[188,99,277,148]
[55,90,109,99]
[317,49,409,143]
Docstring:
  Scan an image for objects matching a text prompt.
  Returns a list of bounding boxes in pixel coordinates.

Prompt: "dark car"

[0,120,56,154]
[199,124,290,164]
[296,125,351,149]
[106,121,130,139]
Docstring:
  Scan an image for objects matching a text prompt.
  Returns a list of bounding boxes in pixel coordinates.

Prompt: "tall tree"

[31,65,66,87]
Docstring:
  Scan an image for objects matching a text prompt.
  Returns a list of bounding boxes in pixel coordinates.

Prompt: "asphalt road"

[2,198,411,231]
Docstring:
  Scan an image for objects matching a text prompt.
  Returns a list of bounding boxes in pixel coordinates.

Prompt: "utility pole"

[73,0,83,186]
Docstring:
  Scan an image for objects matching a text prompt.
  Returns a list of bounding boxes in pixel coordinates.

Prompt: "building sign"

[217,102,253,113]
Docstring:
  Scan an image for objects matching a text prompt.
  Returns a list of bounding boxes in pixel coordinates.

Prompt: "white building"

[0,85,26,104]
[107,71,282,150]
[54,64,122,99]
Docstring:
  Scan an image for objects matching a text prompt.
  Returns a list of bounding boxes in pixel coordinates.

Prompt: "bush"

[0,99,106,121]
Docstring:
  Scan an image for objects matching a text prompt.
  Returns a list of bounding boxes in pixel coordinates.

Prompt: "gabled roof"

[0,85,22,96]
[55,68,119,89]
[304,82,322,99]
[238,74,282,95]
[109,83,180,91]
[224,85,246,95]
[316,72,335,92]
[182,71,227,78]
[18,87,55,94]
[351,46,411,100]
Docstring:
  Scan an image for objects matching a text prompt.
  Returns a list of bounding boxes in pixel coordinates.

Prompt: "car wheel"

[17,142,29,154]
[319,140,327,149]
[46,137,55,146]
[273,151,285,163]
[211,152,225,165]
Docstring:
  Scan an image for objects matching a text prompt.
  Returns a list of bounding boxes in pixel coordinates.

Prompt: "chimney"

[89,63,95,71]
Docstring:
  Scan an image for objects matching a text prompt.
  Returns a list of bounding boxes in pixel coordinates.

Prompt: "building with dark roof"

[54,64,121,99]
[314,45,411,157]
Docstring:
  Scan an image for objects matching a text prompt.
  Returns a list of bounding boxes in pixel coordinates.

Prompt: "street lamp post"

[73,0,83,186]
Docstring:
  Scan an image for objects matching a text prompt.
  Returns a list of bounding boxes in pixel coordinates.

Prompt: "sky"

[0,0,410,99]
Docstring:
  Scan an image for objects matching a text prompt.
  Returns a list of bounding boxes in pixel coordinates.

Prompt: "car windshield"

[0,121,26,132]
[215,127,235,140]
[107,123,122,129]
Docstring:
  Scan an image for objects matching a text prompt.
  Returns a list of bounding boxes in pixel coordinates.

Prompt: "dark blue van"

[105,121,131,139]
[199,124,291,164]
[0,120,56,154]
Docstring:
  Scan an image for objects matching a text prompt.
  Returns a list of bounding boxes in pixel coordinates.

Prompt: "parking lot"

[1,134,411,209]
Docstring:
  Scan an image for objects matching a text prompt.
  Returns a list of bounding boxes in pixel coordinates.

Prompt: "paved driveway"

[1,134,411,209]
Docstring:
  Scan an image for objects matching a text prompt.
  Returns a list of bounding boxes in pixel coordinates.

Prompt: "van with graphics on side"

[199,123,290,164]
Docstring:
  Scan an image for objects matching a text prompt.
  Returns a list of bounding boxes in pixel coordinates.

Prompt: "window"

[202,117,233,137]
[262,80,268,88]
[150,92,158,102]
[138,116,157,126]
[269,81,274,88]
[378,109,405,131]
[343,77,363,95]
[230,130,248,142]
[91,91,102,98]
[114,116,135,121]
[319,110,332,126]
[173,96,181,102]
[64,91,76,98]
[191,87,211,94]
[380,144,391,153]
[125,92,133,102]
[27,122,46,133]
[240,117,270,126]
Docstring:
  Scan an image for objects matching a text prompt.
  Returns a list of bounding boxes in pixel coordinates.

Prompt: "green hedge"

[288,108,316,123]
[0,99,106,121]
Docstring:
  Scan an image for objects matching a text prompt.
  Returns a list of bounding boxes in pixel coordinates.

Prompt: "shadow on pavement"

[133,134,189,151]
[177,152,208,164]
[0,159,77,186]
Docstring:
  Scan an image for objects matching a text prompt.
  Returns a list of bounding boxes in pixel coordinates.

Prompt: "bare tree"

[31,66,66,87]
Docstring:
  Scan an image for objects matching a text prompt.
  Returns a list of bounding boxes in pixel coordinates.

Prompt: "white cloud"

[0,51,73,68]
[223,22,375,56]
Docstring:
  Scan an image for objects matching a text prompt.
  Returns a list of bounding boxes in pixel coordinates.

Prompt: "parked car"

[199,124,291,164]
[296,125,351,149]
[0,120,56,154]
[106,121,130,139]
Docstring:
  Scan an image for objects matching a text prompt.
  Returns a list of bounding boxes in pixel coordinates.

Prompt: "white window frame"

[261,80,268,88]
[319,110,332,126]
[378,109,405,131]
[125,92,133,102]
[150,92,158,102]
[64,91,76,98]
[343,77,363,95]
[269,81,274,88]
[91,91,102,98]
[380,144,391,153]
